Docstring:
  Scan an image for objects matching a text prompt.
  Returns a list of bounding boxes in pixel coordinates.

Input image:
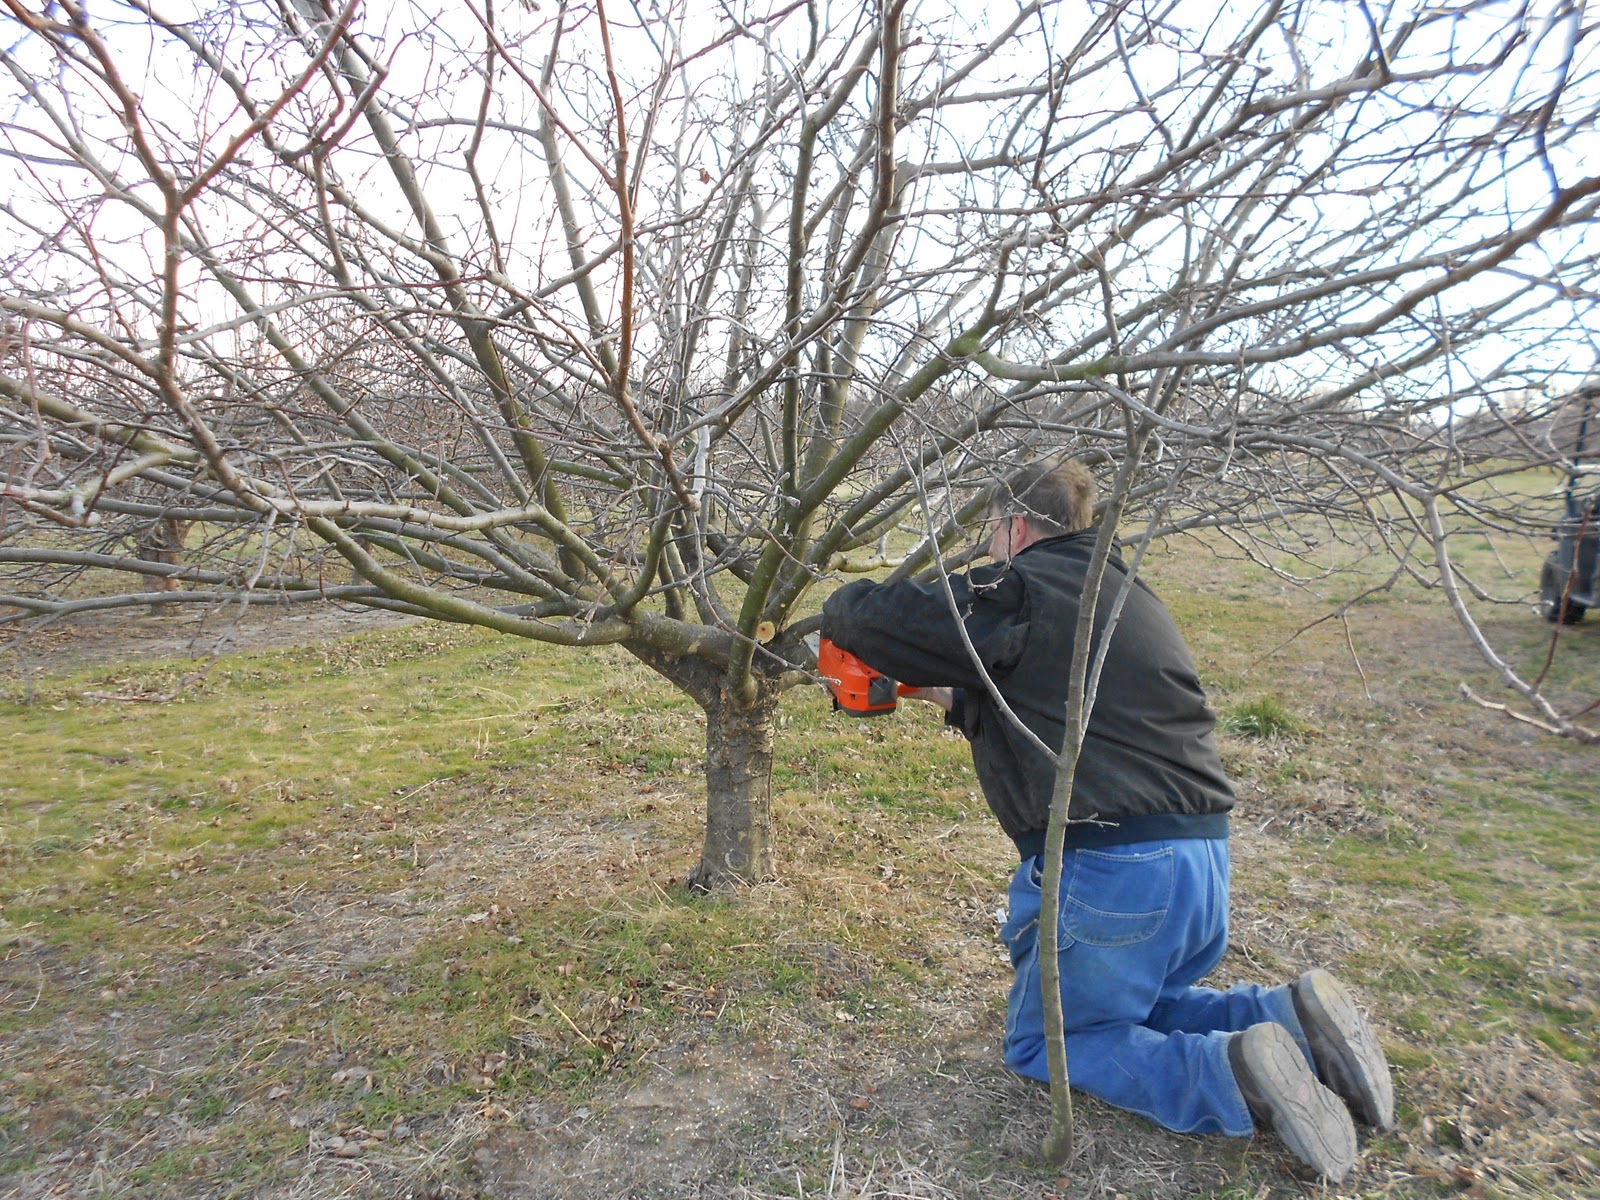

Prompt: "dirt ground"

[3,597,1598,1200]
[1,601,418,677]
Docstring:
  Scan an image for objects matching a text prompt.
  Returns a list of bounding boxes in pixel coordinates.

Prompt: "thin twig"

[1340,612,1373,703]
[542,997,597,1048]
[23,962,44,1013]
[1459,683,1594,742]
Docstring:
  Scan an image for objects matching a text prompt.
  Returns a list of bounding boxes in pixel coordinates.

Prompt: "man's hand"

[898,685,955,711]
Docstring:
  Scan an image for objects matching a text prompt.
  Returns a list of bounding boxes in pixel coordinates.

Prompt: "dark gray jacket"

[821,531,1233,857]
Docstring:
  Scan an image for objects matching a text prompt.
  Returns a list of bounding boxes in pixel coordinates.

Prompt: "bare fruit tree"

[4,0,1599,893]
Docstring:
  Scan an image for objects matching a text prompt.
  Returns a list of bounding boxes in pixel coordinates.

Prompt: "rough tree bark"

[630,643,780,889]
[695,687,780,891]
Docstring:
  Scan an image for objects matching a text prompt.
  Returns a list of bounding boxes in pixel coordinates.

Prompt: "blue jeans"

[1001,838,1307,1136]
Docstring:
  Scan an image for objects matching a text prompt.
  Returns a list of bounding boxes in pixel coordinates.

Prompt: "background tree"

[3,0,1599,897]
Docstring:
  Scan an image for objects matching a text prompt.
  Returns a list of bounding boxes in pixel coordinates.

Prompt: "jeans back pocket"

[1061,845,1173,947]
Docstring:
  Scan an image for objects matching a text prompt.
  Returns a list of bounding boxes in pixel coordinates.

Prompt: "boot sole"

[1294,969,1396,1130]
[1236,1023,1357,1181]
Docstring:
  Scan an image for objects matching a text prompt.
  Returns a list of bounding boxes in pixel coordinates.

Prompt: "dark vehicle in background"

[1540,381,1599,625]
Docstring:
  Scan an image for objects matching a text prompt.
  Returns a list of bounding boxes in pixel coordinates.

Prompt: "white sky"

[3,0,1597,405]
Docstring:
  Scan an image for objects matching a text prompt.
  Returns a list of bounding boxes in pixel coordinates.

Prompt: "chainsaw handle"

[895,683,955,711]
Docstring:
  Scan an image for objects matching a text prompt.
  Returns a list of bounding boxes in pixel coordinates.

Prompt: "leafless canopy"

[3,0,1599,877]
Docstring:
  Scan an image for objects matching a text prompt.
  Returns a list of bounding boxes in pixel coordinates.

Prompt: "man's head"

[986,458,1096,560]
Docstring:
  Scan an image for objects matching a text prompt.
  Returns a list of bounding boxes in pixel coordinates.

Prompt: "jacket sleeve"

[820,567,1032,690]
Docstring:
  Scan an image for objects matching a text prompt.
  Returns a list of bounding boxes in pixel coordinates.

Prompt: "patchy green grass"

[1222,696,1303,739]
[4,516,1600,1199]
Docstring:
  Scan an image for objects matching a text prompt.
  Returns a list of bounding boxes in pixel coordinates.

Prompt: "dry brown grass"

[3,553,1599,1199]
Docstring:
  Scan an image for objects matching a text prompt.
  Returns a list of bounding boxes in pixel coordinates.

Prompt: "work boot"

[1291,969,1396,1130]
[1230,1022,1357,1182]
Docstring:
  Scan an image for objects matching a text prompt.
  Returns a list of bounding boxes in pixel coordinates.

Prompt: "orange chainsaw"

[814,635,915,717]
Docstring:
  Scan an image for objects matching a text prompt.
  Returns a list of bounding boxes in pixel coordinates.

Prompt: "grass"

[1222,696,1303,739]
[3,509,1600,1199]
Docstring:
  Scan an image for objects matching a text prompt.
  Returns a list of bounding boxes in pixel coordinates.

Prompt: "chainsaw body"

[816,635,913,717]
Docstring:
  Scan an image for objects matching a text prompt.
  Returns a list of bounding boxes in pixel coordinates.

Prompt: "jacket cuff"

[944,688,968,735]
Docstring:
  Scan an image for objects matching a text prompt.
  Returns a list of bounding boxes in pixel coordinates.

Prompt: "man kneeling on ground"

[821,457,1395,1181]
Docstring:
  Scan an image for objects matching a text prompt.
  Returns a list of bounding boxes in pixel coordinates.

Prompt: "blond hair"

[993,459,1096,535]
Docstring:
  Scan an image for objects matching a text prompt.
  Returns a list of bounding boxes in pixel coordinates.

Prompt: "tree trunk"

[134,516,190,614]
[686,684,778,892]
[626,645,779,893]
